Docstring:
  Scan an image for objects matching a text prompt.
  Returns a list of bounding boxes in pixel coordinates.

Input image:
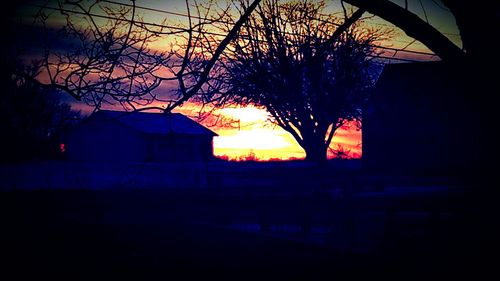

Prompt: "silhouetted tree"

[343,0,498,171]
[12,0,262,113]
[344,0,498,63]
[343,0,464,61]
[200,0,385,162]
[0,62,79,162]
[330,144,352,160]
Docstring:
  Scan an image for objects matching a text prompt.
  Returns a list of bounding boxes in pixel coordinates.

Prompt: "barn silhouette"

[363,61,469,175]
[65,110,217,163]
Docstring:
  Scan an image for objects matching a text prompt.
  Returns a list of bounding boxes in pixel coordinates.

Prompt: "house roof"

[91,110,218,136]
[373,61,463,103]
[375,61,454,89]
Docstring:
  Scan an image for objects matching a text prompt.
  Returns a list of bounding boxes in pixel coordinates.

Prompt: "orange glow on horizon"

[73,100,362,162]
[204,106,362,161]
[17,0,463,162]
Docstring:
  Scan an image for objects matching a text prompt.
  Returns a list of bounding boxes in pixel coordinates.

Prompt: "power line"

[372,45,436,56]
[25,2,439,61]
[368,55,434,62]
[101,0,449,56]
[106,0,462,38]
[102,0,235,25]
[314,4,460,37]
[102,0,461,43]
[29,3,187,31]
[355,16,460,37]
[430,0,450,11]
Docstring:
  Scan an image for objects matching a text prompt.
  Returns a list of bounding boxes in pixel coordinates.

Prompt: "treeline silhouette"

[0,63,79,163]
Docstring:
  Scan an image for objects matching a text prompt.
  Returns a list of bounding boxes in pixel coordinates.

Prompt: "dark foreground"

[1,183,495,281]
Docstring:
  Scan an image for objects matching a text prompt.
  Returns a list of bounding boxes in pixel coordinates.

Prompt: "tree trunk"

[302,138,328,163]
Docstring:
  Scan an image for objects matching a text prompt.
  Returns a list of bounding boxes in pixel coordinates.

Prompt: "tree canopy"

[0,62,79,162]
[201,0,386,161]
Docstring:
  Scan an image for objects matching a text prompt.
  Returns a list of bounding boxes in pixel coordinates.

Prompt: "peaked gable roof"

[375,61,454,89]
[373,61,461,104]
[91,110,218,136]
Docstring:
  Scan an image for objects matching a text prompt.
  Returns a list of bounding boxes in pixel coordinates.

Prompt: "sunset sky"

[175,105,362,161]
[11,0,462,161]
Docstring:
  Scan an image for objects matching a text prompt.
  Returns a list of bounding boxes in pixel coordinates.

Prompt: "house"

[65,110,218,162]
[363,61,471,174]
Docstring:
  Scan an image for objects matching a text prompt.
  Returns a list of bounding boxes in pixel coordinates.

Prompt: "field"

[0,160,493,280]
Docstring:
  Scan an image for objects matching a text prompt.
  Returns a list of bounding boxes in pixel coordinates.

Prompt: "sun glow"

[207,106,362,161]
[69,97,362,162]
[92,102,362,161]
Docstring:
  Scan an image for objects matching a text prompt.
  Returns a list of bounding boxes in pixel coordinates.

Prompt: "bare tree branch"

[165,0,262,112]
[196,0,384,162]
[343,0,465,61]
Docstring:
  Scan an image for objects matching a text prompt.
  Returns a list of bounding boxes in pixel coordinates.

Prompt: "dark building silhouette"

[363,61,470,174]
[65,110,217,162]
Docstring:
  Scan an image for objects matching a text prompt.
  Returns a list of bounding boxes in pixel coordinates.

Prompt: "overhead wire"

[25,1,450,62]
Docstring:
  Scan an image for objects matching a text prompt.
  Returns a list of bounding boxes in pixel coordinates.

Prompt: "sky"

[8,0,461,161]
[175,105,362,161]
